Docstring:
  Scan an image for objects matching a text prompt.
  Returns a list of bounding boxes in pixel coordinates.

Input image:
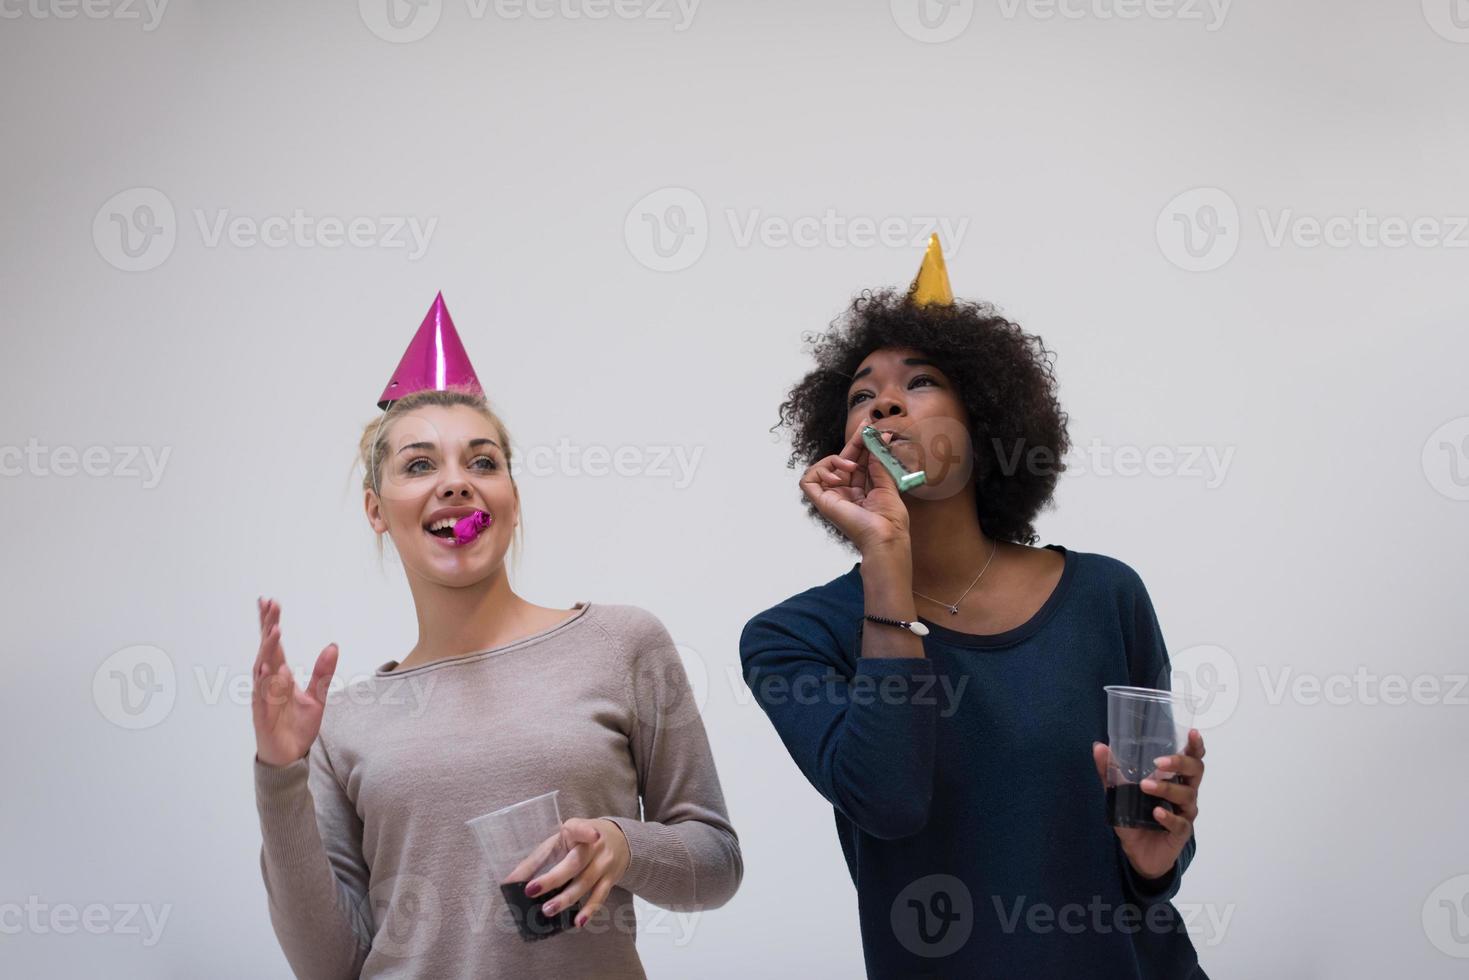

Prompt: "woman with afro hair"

[740,239,1209,979]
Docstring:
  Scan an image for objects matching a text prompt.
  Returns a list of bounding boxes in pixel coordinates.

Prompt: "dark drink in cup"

[499,881,577,942]
[1101,687,1194,833]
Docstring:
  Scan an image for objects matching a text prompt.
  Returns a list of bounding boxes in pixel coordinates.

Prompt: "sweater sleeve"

[254,737,373,979]
[1117,565,1196,906]
[602,609,743,912]
[739,600,937,840]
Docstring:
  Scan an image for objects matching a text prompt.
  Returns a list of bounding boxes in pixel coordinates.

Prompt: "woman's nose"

[872,399,905,420]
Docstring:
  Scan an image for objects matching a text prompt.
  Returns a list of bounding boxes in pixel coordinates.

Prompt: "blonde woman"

[251,296,740,978]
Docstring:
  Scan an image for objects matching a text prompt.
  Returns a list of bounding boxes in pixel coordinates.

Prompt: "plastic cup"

[1102,685,1195,832]
[465,791,577,941]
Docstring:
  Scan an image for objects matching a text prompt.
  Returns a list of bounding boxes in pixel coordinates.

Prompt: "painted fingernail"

[575,913,587,928]
[524,881,541,898]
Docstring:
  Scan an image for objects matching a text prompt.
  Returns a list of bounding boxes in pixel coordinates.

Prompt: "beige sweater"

[253,602,742,979]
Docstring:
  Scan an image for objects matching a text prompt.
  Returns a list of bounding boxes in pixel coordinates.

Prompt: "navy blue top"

[740,545,1204,979]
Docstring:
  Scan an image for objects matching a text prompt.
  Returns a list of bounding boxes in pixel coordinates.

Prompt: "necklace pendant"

[947,606,959,616]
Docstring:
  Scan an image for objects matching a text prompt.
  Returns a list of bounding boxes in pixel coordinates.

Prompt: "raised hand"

[252,597,339,768]
[800,425,912,555]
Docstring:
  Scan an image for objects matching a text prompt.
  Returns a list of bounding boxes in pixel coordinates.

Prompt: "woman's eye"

[405,458,431,474]
[472,456,498,471]
[910,375,938,388]
[848,391,871,408]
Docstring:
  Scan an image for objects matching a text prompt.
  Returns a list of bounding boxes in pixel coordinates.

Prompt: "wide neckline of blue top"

[851,544,1075,650]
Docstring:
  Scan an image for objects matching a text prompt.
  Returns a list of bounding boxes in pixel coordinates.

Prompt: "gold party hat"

[908,233,954,306]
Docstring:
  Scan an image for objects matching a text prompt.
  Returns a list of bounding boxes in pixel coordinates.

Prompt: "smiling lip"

[422,505,484,529]
[423,506,492,548]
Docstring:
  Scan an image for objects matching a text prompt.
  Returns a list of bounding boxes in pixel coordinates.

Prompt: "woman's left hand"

[524,818,631,928]
[1092,729,1206,881]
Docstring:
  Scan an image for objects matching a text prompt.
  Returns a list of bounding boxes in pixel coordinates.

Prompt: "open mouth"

[422,509,493,544]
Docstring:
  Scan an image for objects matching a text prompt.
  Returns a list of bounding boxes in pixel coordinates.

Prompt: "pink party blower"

[453,510,493,544]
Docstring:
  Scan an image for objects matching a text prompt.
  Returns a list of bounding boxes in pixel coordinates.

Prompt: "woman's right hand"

[253,597,339,768]
[800,425,913,557]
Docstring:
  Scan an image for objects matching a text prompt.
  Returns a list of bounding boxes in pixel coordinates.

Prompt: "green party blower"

[862,425,927,493]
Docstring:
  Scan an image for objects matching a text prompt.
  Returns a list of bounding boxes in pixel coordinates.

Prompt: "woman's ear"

[364,489,389,534]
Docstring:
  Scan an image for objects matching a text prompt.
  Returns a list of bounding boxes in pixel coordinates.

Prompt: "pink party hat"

[377,292,484,409]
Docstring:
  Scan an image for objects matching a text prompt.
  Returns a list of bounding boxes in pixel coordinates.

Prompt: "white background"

[3,0,1468,976]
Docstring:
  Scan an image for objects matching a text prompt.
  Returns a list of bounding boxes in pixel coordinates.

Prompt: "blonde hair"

[357,386,524,572]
